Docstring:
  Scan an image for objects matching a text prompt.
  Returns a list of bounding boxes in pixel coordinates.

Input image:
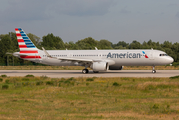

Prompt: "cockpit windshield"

[159,54,168,56]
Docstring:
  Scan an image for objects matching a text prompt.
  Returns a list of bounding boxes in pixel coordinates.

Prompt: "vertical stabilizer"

[15,28,41,60]
[15,28,38,53]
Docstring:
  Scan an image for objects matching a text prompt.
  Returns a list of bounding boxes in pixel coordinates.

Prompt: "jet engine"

[109,65,123,70]
[91,62,108,71]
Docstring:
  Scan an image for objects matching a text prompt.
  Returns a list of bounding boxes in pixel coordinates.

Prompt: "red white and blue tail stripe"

[15,28,41,59]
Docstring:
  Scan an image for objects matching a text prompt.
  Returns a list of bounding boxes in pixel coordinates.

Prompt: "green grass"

[170,75,179,79]
[0,76,179,119]
[25,74,34,77]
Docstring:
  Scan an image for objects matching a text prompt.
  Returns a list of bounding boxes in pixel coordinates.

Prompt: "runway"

[0,70,178,78]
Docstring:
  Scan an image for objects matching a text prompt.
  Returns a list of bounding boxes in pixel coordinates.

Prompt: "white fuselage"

[13,28,174,73]
[28,49,173,67]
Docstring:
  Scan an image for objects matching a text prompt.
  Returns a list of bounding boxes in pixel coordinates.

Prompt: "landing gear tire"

[152,70,156,73]
[82,69,89,74]
[93,71,99,73]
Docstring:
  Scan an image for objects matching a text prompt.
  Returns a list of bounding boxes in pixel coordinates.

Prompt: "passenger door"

[149,50,154,60]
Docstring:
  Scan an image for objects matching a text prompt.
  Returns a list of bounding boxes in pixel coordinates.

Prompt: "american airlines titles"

[107,52,142,59]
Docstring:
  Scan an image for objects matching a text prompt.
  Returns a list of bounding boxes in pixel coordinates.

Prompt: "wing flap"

[58,57,93,62]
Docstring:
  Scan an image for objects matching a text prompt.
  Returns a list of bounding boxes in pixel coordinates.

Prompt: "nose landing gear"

[152,66,156,73]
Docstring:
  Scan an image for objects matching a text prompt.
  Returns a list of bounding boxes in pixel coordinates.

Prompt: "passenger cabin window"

[159,54,168,56]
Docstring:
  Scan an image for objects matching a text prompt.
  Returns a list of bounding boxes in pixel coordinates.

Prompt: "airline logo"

[107,51,149,59]
[142,51,148,58]
[15,28,41,59]
[107,52,141,58]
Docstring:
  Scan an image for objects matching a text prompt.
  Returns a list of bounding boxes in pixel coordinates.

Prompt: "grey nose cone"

[168,57,174,63]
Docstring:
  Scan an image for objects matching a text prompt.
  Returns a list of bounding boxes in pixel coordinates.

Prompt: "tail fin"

[15,28,39,53]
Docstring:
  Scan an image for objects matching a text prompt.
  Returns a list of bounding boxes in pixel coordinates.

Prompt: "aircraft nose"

[167,56,174,63]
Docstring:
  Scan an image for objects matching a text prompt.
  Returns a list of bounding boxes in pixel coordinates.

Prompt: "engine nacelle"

[91,62,108,71]
[109,65,123,70]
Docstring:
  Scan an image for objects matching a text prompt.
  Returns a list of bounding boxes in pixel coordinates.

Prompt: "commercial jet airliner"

[12,28,174,74]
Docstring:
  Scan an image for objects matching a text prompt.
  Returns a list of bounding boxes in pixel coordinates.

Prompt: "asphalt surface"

[0,70,178,78]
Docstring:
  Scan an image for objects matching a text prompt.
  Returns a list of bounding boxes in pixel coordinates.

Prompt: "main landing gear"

[82,69,99,74]
[152,66,156,73]
[82,69,89,74]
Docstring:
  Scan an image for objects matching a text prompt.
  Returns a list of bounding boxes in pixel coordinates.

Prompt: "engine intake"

[91,62,108,71]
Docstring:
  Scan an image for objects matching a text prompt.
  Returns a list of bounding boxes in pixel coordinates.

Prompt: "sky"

[0,0,179,44]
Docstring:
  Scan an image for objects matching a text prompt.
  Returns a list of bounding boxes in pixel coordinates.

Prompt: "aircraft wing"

[57,57,93,62]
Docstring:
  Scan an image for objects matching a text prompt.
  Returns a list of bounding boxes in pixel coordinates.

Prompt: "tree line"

[0,32,179,66]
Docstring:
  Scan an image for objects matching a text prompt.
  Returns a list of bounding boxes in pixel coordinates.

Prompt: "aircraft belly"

[42,58,75,66]
[114,58,156,66]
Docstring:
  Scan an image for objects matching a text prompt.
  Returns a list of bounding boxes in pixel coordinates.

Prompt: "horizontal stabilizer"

[13,52,28,56]
[6,52,13,55]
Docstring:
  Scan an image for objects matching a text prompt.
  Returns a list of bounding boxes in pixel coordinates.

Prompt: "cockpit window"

[159,54,168,56]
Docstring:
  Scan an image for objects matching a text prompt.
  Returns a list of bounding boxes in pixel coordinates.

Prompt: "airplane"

[12,28,174,74]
